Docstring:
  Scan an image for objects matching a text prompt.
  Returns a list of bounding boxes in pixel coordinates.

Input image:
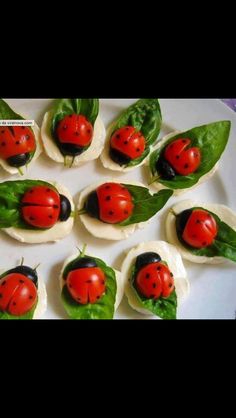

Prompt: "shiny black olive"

[135,252,162,272]
[155,158,176,180]
[6,265,38,288]
[84,191,99,219]
[109,147,131,165]
[69,257,97,271]
[59,194,71,221]
[176,209,193,236]
[57,142,84,156]
[7,153,31,167]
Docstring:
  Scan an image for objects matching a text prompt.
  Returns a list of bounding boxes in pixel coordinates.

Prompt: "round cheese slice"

[3,182,74,244]
[149,131,218,196]
[59,253,125,313]
[100,123,150,172]
[166,200,236,264]
[77,179,148,241]
[121,240,189,317]
[41,111,106,166]
[0,122,42,175]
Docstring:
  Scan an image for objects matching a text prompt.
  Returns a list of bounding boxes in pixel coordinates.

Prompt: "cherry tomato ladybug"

[164,138,201,176]
[0,126,36,167]
[85,182,134,224]
[110,126,146,165]
[21,185,60,228]
[0,273,37,316]
[135,262,174,299]
[67,267,106,304]
[180,209,218,249]
[56,114,93,156]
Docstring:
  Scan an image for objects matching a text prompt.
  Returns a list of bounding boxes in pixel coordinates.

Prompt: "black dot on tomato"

[126,127,129,130]
[29,296,33,299]
[77,298,81,302]
[202,242,207,246]
[53,205,59,209]
[109,211,114,215]
[22,127,25,130]
[0,293,2,298]
[46,189,51,193]
[170,273,173,277]
[150,294,155,298]
[63,125,67,130]
[26,135,30,140]
[1,281,6,286]
[13,302,16,306]
[124,141,128,145]
[124,210,129,215]
[194,153,198,158]
[136,148,140,152]
[74,132,79,136]
[105,196,111,201]
[29,189,34,193]
[29,217,35,221]
[69,115,72,118]
[152,283,157,289]
[145,273,150,279]
[157,266,162,271]
[105,185,110,190]
[69,284,72,288]
[182,139,187,143]
[87,129,91,134]
[176,155,180,159]
[1,130,5,134]
[169,283,173,288]
[49,215,53,219]
[116,134,120,139]
[15,141,20,145]
[196,220,201,224]
[101,281,105,285]
[19,279,24,284]
[96,296,100,299]
[86,280,92,284]
[184,164,189,169]
[1,142,6,146]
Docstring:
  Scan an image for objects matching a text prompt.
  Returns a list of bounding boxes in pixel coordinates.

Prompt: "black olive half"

[7,153,31,168]
[109,147,131,166]
[57,142,85,157]
[69,257,98,271]
[59,194,72,221]
[176,209,193,236]
[84,191,99,219]
[135,252,162,272]
[155,158,176,180]
[6,265,38,288]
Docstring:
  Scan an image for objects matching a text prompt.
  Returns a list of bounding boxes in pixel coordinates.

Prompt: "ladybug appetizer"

[0,180,74,244]
[101,99,162,172]
[78,181,173,240]
[60,246,124,319]
[166,200,236,264]
[0,99,42,175]
[121,241,189,319]
[0,262,47,319]
[149,121,231,194]
[41,98,106,167]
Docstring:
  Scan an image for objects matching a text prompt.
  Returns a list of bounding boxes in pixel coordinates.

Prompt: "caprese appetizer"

[0,261,47,319]
[41,99,106,167]
[166,200,236,264]
[100,99,162,172]
[0,99,42,175]
[78,180,173,240]
[0,180,74,244]
[60,246,124,319]
[121,241,189,319]
[149,121,231,195]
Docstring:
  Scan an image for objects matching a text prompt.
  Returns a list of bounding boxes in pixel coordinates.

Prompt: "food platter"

[1,99,235,319]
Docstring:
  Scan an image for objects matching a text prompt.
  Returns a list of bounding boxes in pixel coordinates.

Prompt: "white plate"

[1,99,236,319]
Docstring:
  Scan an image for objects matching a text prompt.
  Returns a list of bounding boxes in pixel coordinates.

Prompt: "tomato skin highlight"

[182,209,218,249]
[96,182,134,224]
[164,138,201,176]
[135,262,174,300]
[21,185,60,229]
[56,114,93,147]
[66,267,106,304]
[0,126,36,160]
[110,126,146,161]
[0,273,37,316]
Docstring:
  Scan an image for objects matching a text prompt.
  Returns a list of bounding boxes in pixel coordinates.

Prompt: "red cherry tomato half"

[182,209,218,248]
[135,262,174,300]
[21,185,60,228]
[0,126,36,159]
[0,273,37,316]
[56,114,93,147]
[110,126,146,160]
[164,138,201,175]
[66,267,106,304]
[96,182,134,224]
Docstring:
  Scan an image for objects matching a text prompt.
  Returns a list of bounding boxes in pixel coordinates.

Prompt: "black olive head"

[176,209,193,236]
[59,194,72,221]
[155,158,176,180]
[70,257,98,271]
[109,147,131,166]
[84,190,100,219]
[57,142,85,157]
[135,252,162,272]
[7,153,31,168]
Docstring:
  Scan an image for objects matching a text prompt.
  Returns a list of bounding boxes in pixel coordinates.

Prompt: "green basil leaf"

[51,98,99,135]
[111,99,162,167]
[0,99,35,163]
[61,254,117,319]
[0,180,56,229]
[150,121,231,189]
[130,266,177,319]
[119,185,173,226]
[176,207,236,262]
